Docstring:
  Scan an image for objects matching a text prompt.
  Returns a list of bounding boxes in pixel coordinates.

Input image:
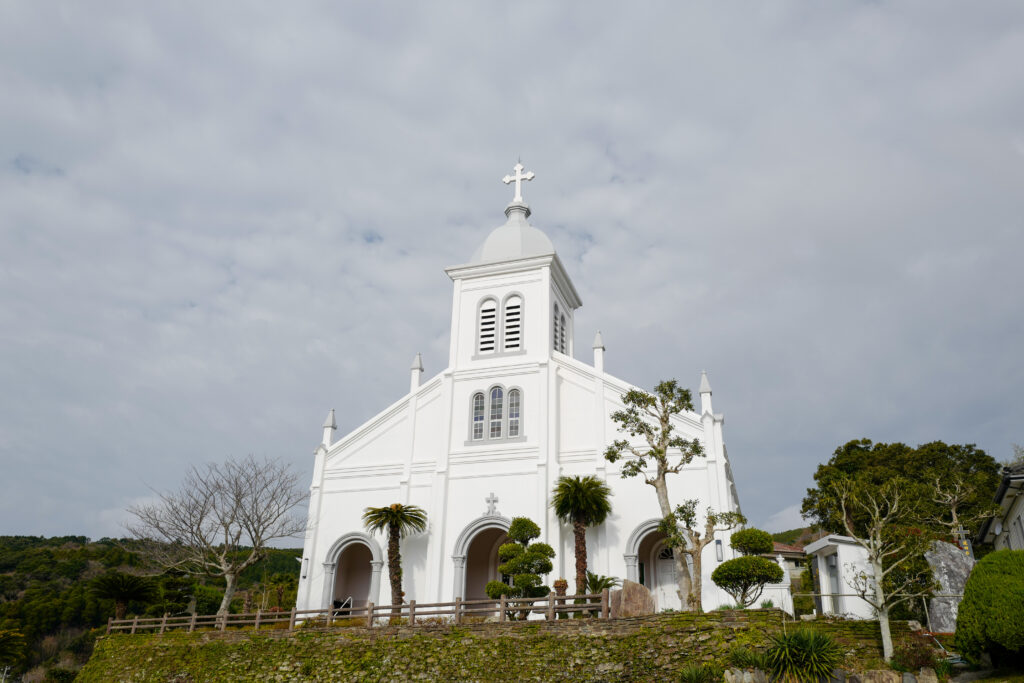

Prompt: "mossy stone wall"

[77,610,908,682]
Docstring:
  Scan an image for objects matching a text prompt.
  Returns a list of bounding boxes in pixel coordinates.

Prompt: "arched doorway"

[322,532,383,610]
[451,515,511,600]
[334,542,373,608]
[625,519,693,611]
[464,527,509,600]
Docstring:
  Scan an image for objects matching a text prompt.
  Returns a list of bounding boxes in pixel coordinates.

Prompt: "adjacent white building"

[977,464,1024,551]
[296,165,744,614]
[803,535,876,619]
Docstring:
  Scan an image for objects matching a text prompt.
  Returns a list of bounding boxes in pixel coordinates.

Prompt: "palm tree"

[91,572,159,620]
[585,571,621,594]
[362,504,428,613]
[551,475,613,596]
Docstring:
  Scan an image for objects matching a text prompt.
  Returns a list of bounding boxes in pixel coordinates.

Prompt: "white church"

[296,164,747,614]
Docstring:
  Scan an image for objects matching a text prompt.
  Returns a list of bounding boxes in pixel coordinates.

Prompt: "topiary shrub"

[766,629,842,683]
[731,528,774,556]
[954,549,1024,666]
[712,556,784,608]
[485,517,555,619]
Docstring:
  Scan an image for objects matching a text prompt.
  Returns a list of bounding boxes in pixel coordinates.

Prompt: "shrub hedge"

[954,548,1024,666]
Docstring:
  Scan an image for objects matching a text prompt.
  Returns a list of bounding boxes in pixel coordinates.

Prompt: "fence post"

[499,595,507,622]
[454,596,462,625]
[366,602,374,628]
[288,607,297,632]
[409,600,416,626]
[189,612,197,633]
[254,609,262,631]
[106,617,113,635]
[601,589,609,619]
[130,617,138,635]
[219,613,226,631]
[159,612,168,634]
[547,591,555,621]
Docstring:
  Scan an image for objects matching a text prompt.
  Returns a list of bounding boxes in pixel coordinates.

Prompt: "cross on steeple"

[502,162,535,203]
[485,492,499,516]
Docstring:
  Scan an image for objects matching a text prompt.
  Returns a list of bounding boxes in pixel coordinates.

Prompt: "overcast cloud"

[2,2,1022,540]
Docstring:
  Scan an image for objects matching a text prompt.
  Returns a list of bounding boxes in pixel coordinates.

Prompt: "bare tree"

[604,380,708,609]
[930,472,999,542]
[660,500,745,611]
[127,456,307,615]
[832,475,935,661]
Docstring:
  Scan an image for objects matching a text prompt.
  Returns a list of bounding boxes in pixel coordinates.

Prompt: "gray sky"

[2,2,1023,541]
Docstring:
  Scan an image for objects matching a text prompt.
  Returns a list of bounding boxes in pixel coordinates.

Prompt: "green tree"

[90,572,159,620]
[0,629,26,669]
[604,380,713,609]
[730,528,773,556]
[828,474,936,662]
[802,439,1000,540]
[485,517,555,618]
[551,475,613,596]
[659,501,745,611]
[362,503,427,613]
[712,556,784,608]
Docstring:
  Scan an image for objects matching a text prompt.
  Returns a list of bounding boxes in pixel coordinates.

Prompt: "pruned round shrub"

[954,549,1024,666]
[730,528,774,556]
[712,556,784,608]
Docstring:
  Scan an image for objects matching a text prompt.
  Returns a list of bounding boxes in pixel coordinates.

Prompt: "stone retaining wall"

[77,610,909,682]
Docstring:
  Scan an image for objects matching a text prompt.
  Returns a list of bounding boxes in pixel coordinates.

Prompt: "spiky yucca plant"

[766,629,843,683]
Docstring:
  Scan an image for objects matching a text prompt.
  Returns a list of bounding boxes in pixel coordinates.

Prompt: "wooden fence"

[106,590,611,635]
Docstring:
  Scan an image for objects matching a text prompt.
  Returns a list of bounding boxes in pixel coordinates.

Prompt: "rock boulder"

[923,540,974,632]
[609,580,656,618]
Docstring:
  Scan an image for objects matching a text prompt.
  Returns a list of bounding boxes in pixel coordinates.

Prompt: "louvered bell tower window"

[553,304,561,351]
[478,299,497,353]
[503,296,522,351]
[559,313,567,354]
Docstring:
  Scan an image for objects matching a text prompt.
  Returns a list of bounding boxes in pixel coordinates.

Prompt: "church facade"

[295,165,743,614]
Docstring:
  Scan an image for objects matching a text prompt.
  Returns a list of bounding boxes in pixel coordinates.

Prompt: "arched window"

[471,392,485,441]
[478,299,497,354]
[508,389,521,437]
[489,387,504,438]
[503,296,522,351]
[553,304,561,351]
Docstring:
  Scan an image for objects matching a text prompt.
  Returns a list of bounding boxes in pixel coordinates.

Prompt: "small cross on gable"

[502,162,535,203]
[485,492,499,516]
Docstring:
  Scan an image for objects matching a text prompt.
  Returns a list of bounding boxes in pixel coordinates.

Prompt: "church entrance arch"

[452,515,511,600]
[624,519,694,612]
[322,532,384,611]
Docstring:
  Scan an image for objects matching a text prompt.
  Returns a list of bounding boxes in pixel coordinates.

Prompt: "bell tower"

[444,162,582,371]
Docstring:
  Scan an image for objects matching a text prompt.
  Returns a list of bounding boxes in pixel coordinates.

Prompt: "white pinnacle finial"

[502,162,535,204]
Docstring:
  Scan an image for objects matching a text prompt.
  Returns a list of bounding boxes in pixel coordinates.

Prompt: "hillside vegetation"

[0,535,300,680]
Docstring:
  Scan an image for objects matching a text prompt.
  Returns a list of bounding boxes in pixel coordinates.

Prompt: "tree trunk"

[573,520,588,596]
[689,539,705,612]
[388,522,402,617]
[218,573,237,616]
[652,476,692,609]
[873,559,893,661]
[115,600,127,621]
